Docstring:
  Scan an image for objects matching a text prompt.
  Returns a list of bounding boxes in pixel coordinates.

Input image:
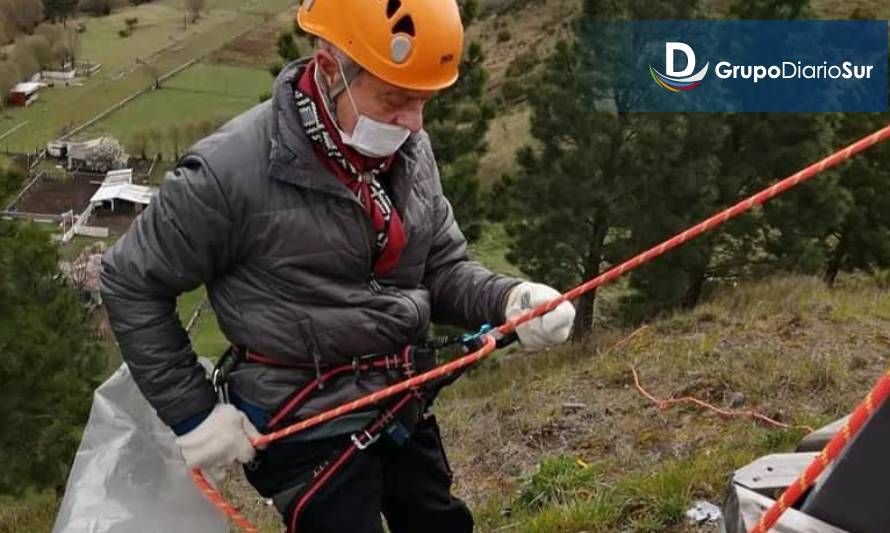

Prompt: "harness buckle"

[212,347,241,403]
[350,430,380,451]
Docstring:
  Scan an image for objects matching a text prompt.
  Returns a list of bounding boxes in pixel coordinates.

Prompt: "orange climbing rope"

[193,125,890,532]
[749,367,890,533]
[189,469,258,533]
[631,365,815,433]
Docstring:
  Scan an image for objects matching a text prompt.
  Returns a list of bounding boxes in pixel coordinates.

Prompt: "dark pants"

[244,414,474,533]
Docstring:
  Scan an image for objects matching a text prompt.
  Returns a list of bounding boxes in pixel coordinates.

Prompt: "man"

[100,0,575,531]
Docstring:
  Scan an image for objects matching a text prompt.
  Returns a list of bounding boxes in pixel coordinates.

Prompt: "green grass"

[477,104,532,189]
[78,2,238,74]
[435,273,890,533]
[191,308,230,360]
[81,62,270,156]
[177,286,207,324]
[0,491,57,533]
[811,0,890,17]
[469,223,525,277]
[177,285,229,360]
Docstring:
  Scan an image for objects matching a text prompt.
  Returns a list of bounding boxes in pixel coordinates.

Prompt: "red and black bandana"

[293,61,406,276]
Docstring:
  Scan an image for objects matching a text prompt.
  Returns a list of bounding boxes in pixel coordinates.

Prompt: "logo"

[649,42,709,92]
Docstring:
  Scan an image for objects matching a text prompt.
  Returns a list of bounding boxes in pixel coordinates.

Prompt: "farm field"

[17,174,98,215]
[0,0,296,153]
[80,63,271,156]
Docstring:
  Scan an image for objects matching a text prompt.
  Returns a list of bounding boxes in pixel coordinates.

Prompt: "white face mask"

[316,59,412,158]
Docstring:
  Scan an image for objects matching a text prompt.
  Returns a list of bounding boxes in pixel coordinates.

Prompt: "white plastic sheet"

[53,362,228,533]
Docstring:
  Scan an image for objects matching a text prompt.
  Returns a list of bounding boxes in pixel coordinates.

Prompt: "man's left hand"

[505,282,575,350]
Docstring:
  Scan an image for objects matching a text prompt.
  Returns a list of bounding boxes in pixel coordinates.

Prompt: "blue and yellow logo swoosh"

[649,63,710,92]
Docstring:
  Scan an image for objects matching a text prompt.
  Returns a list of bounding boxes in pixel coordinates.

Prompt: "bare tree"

[129,131,149,160]
[0,0,44,34]
[77,0,125,16]
[64,24,81,65]
[168,124,182,161]
[146,127,164,159]
[19,35,52,69]
[35,24,69,68]
[8,41,40,79]
[0,61,22,116]
[138,59,161,88]
[183,0,206,24]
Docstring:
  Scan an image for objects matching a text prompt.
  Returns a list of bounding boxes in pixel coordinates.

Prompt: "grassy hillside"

[206,274,890,532]
[440,274,890,532]
[474,0,890,188]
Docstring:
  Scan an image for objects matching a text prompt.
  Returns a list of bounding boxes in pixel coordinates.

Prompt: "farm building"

[47,141,69,158]
[40,65,77,82]
[8,82,46,107]
[89,168,156,214]
[66,137,129,173]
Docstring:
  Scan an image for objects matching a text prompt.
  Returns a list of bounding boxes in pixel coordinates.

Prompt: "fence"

[3,171,44,211]
[0,211,65,223]
[59,19,263,143]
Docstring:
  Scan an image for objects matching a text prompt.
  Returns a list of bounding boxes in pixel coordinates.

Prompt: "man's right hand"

[175,404,261,475]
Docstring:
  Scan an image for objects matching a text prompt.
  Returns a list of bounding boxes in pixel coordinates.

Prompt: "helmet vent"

[385,0,401,18]
[392,14,415,36]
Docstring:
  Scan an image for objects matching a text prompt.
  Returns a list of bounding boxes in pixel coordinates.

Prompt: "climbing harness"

[204,326,501,533]
[192,124,890,532]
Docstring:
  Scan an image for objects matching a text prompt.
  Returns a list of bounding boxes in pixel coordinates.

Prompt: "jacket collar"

[267,59,423,206]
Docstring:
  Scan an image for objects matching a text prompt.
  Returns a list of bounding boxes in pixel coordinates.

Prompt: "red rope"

[631,365,815,433]
[193,124,890,532]
[750,368,890,533]
[495,125,890,337]
[189,469,258,533]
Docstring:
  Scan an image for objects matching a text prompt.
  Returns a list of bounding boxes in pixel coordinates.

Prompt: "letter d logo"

[649,41,709,92]
[666,42,696,77]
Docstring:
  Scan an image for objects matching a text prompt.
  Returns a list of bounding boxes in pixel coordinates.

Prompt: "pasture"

[0,0,295,153]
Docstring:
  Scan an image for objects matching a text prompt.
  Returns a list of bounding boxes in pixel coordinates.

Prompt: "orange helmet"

[297,0,464,92]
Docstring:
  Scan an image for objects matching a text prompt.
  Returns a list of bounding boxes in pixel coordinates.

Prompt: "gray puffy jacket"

[100,60,520,432]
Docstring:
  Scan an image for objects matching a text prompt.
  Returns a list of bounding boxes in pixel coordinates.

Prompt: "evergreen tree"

[0,161,24,204]
[0,221,102,495]
[816,107,890,285]
[494,0,719,339]
[718,0,840,280]
[424,40,492,242]
[43,0,78,24]
[277,31,300,63]
[621,0,834,321]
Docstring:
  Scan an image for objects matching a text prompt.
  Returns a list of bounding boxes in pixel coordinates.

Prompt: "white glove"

[175,404,261,477]
[505,282,575,350]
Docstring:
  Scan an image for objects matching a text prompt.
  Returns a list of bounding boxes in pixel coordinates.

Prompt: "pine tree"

[0,221,102,495]
[620,0,835,320]
[43,0,78,24]
[0,161,24,204]
[277,31,300,63]
[818,107,890,285]
[424,40,492,242]
[494,0,717,339]
[718,0,840,281]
